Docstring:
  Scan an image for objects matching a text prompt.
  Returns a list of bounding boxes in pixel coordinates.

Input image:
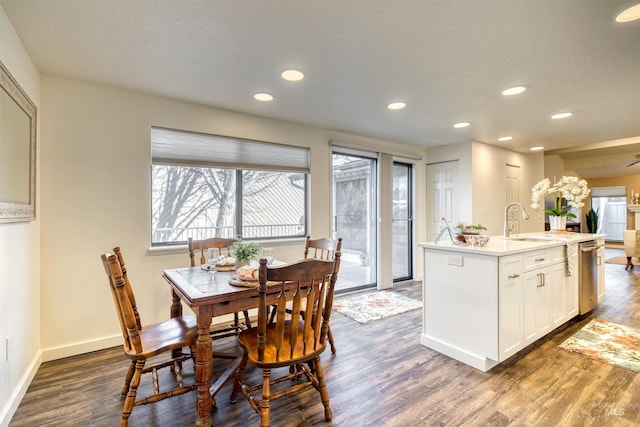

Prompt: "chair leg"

[327,325,337,354]
[121,359,144,426]
[259,368,272,427]
[312,358,332,421]
[121,361,136,396]
[626,257,634,271]
[230,353,248,403]
[243,310,252,329]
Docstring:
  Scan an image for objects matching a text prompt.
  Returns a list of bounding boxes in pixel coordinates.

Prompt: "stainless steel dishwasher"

[579,240,603,314]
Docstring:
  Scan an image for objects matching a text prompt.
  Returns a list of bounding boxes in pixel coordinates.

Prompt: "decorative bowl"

[465,235,490,247]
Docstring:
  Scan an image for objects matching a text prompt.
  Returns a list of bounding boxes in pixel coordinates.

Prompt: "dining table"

[162,263,294,426]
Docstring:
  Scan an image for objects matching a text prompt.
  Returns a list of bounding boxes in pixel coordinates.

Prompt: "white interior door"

[427,161,459,240]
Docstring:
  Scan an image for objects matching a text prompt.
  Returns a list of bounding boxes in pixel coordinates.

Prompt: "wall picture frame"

[0,60,37,223]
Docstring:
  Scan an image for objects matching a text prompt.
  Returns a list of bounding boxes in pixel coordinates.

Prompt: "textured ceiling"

[1,0,639,177]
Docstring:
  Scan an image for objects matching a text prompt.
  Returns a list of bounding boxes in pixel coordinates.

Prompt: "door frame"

[392,161,414,282]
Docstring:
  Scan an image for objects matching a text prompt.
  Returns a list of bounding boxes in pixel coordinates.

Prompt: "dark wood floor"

[10,248,640,426]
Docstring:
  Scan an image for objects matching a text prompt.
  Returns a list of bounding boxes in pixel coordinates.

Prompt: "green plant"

[456,223,487,231]
[230,239,261,262]
[586,208,599,233]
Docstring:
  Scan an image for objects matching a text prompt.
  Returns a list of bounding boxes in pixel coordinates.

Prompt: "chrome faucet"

[504,202,530,238]
[434,217,460,245]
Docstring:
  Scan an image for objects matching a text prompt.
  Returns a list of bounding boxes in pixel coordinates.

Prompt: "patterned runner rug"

[559,318,640,373]
[332,290,422,324]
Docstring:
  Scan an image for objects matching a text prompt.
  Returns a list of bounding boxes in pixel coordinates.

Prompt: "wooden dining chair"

[101,247,198,427]
[230,253,341,427]
[188,237,252,336]
[304,235,342,353]
[304,235,343,261]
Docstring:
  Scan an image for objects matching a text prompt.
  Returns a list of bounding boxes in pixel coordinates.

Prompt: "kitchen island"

[418,232,605,371]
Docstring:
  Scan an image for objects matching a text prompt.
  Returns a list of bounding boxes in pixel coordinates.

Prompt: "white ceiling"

[2,0,639,178]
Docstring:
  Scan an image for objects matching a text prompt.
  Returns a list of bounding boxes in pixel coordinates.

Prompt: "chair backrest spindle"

[188,237,236,267]
[304,236,342,261]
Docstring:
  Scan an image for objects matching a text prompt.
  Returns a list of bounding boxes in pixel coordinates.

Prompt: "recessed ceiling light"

[254,92,273,102]
[551,112,573,119]
[530,146,544,151]
[502,86,526,96]
[453,122,470,128]
[498,136,513,142]
[616,3,640,22]
[387,102,406,110]
[281,69,304,82]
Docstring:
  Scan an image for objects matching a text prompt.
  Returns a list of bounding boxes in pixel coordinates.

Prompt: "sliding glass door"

[392,162,413,281]
[332,152,377,292]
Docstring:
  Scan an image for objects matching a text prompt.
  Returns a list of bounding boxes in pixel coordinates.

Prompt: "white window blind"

[590,186,626,197]
[151,127,310,173]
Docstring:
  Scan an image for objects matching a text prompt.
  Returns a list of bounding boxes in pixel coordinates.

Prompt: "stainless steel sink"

[506,236,561,242]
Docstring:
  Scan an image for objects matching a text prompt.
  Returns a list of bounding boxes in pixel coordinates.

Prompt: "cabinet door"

[536,270,552,337]
[564,265,579,320]
[499,255,523,360]
[523,269,551,345]
[523,270,538,344]
[549,262,568,328]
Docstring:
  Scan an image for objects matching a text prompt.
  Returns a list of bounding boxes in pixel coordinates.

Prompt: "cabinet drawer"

[523,250,552,272]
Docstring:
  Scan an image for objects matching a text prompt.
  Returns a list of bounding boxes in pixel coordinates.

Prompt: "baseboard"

[41,334,122,362]
[39,314,252,362]
[420,334,499,372]
[0,351,42,427]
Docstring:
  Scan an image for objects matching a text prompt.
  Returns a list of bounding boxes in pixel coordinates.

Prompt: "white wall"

[0,6,41,427]
[38,75,427,361]
[39,76,325,357]
[542,153,588,229]
[425,141,473,224]
[425,141,544,237]
[471,141,544,234]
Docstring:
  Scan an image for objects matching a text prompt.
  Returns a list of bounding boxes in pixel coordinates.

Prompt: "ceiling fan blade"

[625,160,640,167]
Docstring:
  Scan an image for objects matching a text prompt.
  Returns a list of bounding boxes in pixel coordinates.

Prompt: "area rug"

[605,255,628,265]
[332,290,422,324]
[559,319,640,373]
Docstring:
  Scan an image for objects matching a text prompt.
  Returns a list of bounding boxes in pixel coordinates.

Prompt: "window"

[591,186,627,241]
[151,128,309,245]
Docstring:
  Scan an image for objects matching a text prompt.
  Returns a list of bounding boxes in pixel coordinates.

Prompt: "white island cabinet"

[419,232,603,372]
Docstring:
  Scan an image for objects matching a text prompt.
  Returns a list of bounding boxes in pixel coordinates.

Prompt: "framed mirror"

[0,60,37,223]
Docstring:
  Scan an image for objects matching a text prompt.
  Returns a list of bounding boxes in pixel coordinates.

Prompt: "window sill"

[147,236,306,256]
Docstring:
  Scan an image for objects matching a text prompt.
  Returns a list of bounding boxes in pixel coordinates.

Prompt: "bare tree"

[152,166,302,242]
[152,166,237,241]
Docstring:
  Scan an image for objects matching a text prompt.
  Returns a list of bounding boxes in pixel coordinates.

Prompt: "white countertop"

[418,232,605,256]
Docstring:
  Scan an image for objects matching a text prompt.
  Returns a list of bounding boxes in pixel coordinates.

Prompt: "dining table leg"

[193,305,214,427]
[170,289,183,318]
